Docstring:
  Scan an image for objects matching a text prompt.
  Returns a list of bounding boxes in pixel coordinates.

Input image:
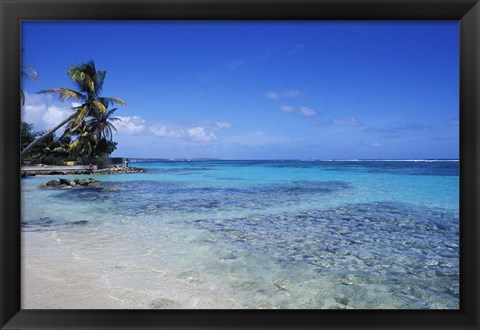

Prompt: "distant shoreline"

[126,158,459,162]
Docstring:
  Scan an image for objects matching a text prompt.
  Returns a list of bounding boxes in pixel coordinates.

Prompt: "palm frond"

[93,101,107,114]
[105,108,120,118]
[100,97,126,107]
[68,61,97,94]
[21,65,39,81]
[38,88,86,101]
[70,106,89,129]
[69,139,80,150]
[96,70,106,92]
[108,122,118,135]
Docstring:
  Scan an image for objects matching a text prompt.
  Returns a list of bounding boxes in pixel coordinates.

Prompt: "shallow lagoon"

[21,160,459,309]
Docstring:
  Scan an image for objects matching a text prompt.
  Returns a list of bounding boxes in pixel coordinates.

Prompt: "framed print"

[1,0,479,329]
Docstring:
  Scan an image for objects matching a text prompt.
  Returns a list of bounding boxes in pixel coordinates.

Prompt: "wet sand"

[22,230,230,309]
[22,232,138,309]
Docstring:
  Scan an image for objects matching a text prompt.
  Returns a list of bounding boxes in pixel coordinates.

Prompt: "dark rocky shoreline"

[40,178,101,189]
[94,166,145,174]
[21,166,144,177]
[39,178,123,192]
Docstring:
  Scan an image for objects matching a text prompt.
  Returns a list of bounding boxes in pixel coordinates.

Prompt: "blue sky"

[22,21,459,160]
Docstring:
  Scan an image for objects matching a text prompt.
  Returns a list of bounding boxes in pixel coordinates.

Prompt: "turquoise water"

[21,160,459,309]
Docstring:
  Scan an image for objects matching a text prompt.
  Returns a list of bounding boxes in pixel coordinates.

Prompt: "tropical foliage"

[21,60,125,165]
[21,124,69,165]
[21,61,125,166]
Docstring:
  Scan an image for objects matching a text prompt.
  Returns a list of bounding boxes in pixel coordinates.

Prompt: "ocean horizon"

[21,160,459,309]
[127,158,459,161]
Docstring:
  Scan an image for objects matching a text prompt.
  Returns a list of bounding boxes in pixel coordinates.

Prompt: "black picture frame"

[1,0,479,329]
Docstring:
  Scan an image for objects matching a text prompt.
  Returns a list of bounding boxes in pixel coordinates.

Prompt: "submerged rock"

[46,179,60,187]
[21,171,36,178]
[273,278,290,291]
[40,178,101,189]
[59,178,71,185]
[149,297,182,309]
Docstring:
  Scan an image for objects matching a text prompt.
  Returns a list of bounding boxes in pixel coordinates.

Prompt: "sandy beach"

[22,226,233,309]
[22,231,139,309]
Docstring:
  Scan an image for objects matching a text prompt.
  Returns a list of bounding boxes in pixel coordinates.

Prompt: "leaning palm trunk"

[20,113,76,157]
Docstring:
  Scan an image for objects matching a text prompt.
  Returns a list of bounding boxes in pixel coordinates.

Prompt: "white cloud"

[149,125,183,139]
[115,116,146,135]
[283,89,301,98]
[299,106,316,117]
[41,106,71,128]
[188,120,233,130]
[173,120,233,142]
[213,121,233,129]
[150,125,217,143]
[22,101,46,127]
[263,91,279,100]
[187,127,217,142]
[448,118,459,125]
[280,105,295,113]
[332,117,363,127]
[22,92,74,132]
[22,92,223,144]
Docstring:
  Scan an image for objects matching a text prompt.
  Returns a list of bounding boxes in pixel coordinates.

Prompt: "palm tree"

[68,123,95,160]
[21,64,39,107]
[87,108,120,146]
[88,108,120,158]
[20,61,125,157]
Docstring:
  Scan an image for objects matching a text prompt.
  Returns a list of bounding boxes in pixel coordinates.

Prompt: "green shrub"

[42,155,64,166]
[96,157,109,169]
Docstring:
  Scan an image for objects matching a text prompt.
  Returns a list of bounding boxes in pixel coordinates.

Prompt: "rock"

[149,297,182,309]
[89,179,101,186]
[20,171,36,178]
[59,178,71,185]
[47,180,60,187]
[40,177,101,189]
[273,278,290,291]
[30,166,145,176]
[93,166,145,175]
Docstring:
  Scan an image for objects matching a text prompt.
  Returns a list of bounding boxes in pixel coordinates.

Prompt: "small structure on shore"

[21,165,96,176]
